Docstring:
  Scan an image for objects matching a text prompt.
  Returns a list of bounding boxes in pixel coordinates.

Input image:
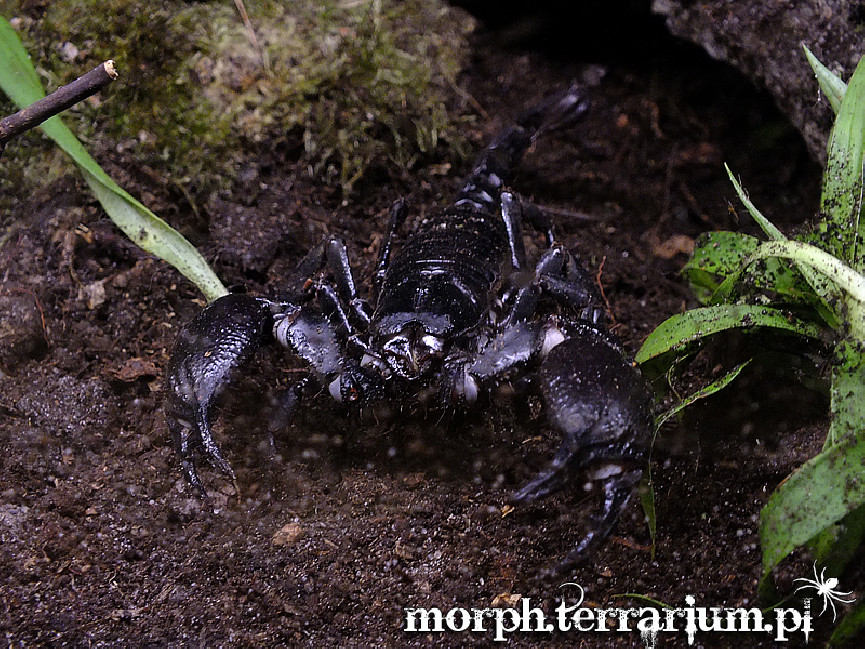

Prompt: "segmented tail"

[455,85,588,210]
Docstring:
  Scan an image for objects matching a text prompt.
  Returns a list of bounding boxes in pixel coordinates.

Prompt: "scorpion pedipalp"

[513,330,653,571]
[165,294,274,493]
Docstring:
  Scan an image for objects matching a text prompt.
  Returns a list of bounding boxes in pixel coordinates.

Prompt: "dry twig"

[0,60,117,156]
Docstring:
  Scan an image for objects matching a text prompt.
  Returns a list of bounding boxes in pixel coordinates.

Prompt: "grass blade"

[803,44,847,114]
[639,476,656,560]
[725,164,786,240]
[654,361,751,429]
[817,54,865,270]
[0,16,227,301]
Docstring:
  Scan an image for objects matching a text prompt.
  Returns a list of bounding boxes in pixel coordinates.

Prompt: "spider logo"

[794,562,855,622]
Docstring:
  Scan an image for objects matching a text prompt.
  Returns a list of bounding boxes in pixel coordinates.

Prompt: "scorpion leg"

[536,247,602,317]
[502,192,555,248]
[293,236,372,331]
[500,192,528,269]
[165,294,275,493]
[374,198,409,282]
[472,242,651,567]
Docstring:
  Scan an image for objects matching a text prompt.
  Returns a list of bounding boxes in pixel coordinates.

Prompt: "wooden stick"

[0,60,117,154]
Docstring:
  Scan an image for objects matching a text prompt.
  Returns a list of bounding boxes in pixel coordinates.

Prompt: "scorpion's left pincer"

[513,325,653,574]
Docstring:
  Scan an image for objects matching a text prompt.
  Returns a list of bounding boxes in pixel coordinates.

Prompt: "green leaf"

[760,433,865,582]
[828,338,865,446]
[725,164,787,241]
[725,164,839,313]
[808,503,865,580]
[803,45,847,114]
[636,305,824,364]
[745,240,865,338]
[611,594,672,609]
[639,476,656,560]
[816,54,865,270]
[684,232,759,302]
[0,15,227,302]
[654,361,751,429]
[686,231,824,312]
[0,16,43,106]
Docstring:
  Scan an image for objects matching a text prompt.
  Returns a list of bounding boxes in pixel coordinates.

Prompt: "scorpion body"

[166,87,653,572]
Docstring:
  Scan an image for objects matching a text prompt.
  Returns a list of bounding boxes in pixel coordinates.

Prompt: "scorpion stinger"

[165,84,654,572]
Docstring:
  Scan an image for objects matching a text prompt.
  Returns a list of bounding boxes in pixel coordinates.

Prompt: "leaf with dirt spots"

[759,433,865,583]
[803,44,846,115]
[724,164,839,315]
[830,598,865,646]
[635,304,823,365]
[0,15,227,302]
[644,53,865,620]
[685,231,829,318]
[815,53,865,271]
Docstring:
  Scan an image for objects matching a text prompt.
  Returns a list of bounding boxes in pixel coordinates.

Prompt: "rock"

[272,522,304,547]
[651,0,865,162]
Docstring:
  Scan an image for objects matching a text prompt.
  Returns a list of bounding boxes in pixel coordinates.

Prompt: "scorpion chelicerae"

[165,86,653,571]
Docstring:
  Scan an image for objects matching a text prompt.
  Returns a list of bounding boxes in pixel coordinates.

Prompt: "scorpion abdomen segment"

[374,205,510,338]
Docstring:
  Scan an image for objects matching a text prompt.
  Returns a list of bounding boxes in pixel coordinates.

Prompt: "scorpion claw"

[517,331,652,565]
[511,458,573,503]
[165,294,273,492]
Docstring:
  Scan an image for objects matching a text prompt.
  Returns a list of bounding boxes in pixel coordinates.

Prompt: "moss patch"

[0,0,475,213]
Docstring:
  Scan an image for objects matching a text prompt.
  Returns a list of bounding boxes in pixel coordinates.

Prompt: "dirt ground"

[1,9,860,648]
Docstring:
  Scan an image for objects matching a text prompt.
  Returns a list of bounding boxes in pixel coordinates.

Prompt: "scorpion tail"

[165,294,273,494]
[513,332,652,572]
[457,85,589,210]
[516,84,590,140]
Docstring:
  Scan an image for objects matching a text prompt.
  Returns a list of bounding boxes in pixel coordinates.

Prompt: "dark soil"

[1,11,858,648]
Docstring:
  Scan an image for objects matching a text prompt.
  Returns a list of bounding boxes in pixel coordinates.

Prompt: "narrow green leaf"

[725,164,786,241]
[760,433,865,581]
[828,338,865,446]
[0,15,227,301]
[654,361,751,429]
[610,594,672,609]
[636,305,823,364]
[803,44,847,114]
[725,165,839,314]
[817,54,865,270]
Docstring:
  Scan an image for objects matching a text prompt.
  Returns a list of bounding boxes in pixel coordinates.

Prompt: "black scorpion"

[165,87,653,571]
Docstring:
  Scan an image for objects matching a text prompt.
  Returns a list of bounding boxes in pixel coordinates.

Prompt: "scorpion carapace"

[165,86,653,573]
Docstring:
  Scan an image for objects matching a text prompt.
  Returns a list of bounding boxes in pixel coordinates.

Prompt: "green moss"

[0,0,475,210]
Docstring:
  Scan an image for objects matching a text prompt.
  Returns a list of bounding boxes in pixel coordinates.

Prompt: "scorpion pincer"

[165,86,653,572]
